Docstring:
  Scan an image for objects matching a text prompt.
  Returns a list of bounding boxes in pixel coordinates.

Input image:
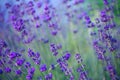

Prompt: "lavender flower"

[26,74,33,80]
[16,58,25,66]
[16,69,22,75]
[63,52,71,61]
[0,0,119,80]
[45,73,52,80]
[0,69,3,74]
[75,53,88,80]
[4,67,11,73]
[25,62,31,68]
[40,64,47,72]
[8,52,17,59]
[28,67,35,75]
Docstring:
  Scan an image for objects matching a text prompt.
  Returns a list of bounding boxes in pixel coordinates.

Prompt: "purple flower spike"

[28,48,35,57]
[50,43,59,56]
[35,52,40,58]
[34,60,41,65]
[28,1,34,7]
[5,3,11,9]
[51,30,57,36]
[79,71,87,80]
[0,60,3,66]
[26,74,33,80]
[8,52,17,59]
[84,16,91,22]
[5,67,11,73]
[0,69,3,74]
[50,64,55,70]
[25,62,31,68]
[40,64,47,72]
[106,63,117,80]
[57,44,62,49]
[16,69,22,75]
[75,53,83,63]
[63,52,71,61]
[103,0,109,5]
[28,67,35,75]
[0,40,7,49]
[45,73,52,80]
[37,2,42,8]
[16,58,25,66]
[74,0,84,5]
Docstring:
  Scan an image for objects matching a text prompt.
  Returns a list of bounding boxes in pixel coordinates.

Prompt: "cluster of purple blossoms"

[26,67,35,80]
[93,41,106,60]
[28,48,41,65]
[40,64,47,72]
[50,43,62,56]
[0,0,120,80]
[75,53,88,80]
[45,72,53,80]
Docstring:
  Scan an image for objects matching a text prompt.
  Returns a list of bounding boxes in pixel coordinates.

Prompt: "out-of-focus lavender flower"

[106,62,117,80]
[40,64,47,72]
[50,43,59,56]
[45,73,52,80]
[50,64,55,70]
[75,53,88,80]
[84,16,91,24]
[0,0,119,80]
[28,48,35,57]
[0,60,3,67]
[16,58,25,66]
[28,67,35,75]
[0,69,3,74]
[41,38,49,44]
[16,69,22,75]
[103,0,109,5]
[75,53,83,63]
[84,15,95,28]
[74,0,84,5]
[5,3,11,9]
[0,40,7,49]
[8,52,17,59]
[28,49,41,65]
[51,30,57,36]
[25,62,31,68]
[34,59,41,65]
[26,67,35,80]
[35,52,40,58]
[26,74,33,80]
[93,41,106,60]
[100,10,109,22]
[63,52,71,61]
[37,2,42,8]
[4,67,11,73]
